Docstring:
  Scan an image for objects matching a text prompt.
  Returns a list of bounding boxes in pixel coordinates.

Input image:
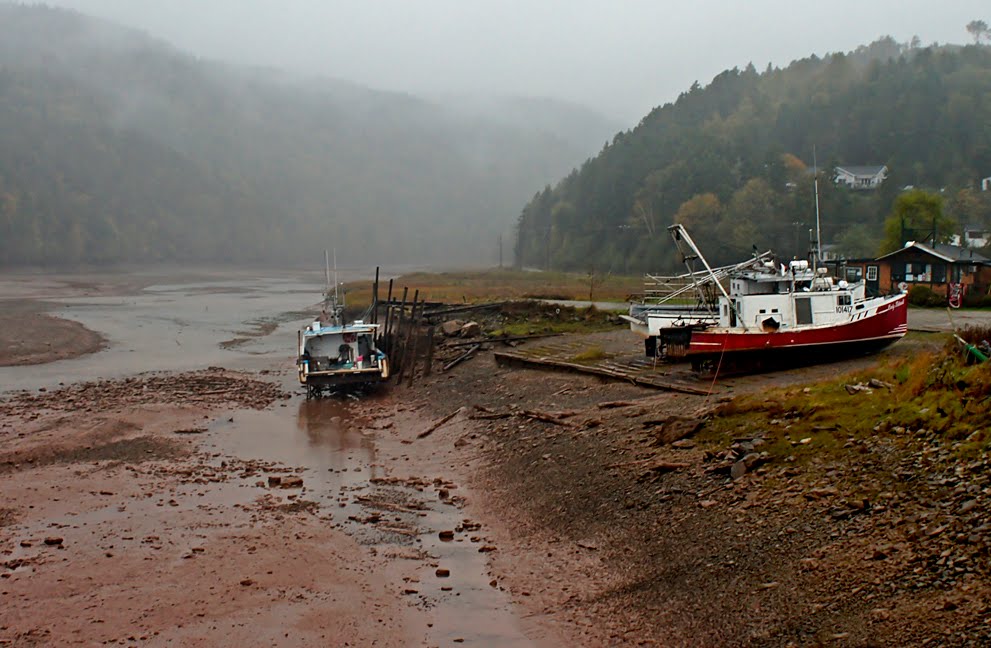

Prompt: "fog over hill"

[0,4,618,267]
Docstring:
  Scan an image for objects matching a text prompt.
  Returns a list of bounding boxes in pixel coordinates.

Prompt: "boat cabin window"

[759,309,766,314]
[837,294,852,306]
[795,297,813,325]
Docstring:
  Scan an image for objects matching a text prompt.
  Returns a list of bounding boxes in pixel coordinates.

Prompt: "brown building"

[875,242,991,297]
[832,242,991,300]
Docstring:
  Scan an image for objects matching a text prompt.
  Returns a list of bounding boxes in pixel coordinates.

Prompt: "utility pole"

[498,234,503,268]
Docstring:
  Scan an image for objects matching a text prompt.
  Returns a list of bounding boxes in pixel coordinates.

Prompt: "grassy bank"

[344,268,642,306]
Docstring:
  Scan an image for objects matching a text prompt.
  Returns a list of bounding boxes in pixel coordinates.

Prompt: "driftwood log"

[416,407,464,439]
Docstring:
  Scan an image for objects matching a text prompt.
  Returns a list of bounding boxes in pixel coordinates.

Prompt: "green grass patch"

[699,348,991,469]
[570,346,610,363]
[489,303,623,337]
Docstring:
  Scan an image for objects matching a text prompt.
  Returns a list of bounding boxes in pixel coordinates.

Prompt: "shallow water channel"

[210,398,534,645]
[1,274,536,645]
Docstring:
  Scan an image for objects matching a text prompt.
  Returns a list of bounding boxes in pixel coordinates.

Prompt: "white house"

[962,224,991,249]
[834,165,888,190]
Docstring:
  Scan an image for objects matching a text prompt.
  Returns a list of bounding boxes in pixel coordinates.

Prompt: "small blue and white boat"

[297,254,390,396]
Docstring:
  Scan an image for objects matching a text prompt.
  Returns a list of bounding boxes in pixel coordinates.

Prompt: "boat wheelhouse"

[297,319,389,392]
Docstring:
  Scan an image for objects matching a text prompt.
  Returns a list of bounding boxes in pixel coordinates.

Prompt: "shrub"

[906,285,945,307]
[961,289,991,308]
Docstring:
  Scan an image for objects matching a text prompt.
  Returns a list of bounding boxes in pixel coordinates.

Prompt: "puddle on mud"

[205,396,535,646]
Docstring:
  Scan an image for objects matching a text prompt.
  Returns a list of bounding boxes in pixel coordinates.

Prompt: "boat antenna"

[333,248,342,307]
[813,146,822,272]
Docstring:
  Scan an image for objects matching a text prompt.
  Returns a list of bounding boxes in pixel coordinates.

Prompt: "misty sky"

[32,0,990,121]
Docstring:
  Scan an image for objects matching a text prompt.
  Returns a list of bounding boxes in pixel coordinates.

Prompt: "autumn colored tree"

[880,190,957,254]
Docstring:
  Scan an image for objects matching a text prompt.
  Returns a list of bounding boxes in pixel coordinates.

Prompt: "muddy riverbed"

[0,271,561,647]
[2,271,990,647]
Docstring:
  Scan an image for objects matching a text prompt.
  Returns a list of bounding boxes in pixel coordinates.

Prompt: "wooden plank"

[423,302,508,318]
[493,351,711,396]
[443,344,481,372]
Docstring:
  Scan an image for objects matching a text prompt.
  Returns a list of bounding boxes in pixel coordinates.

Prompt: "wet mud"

[0,272,555,647]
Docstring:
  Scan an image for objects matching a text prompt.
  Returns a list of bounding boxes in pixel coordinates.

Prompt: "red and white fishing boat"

[624,224,907,372]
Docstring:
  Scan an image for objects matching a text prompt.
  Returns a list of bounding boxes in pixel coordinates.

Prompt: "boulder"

[441,320,464,337]
[460,321,481,337]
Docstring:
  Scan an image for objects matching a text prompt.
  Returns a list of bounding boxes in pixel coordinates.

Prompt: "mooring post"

[382,278,394,350]
[406,312,423,388]
[372,266,380,325]
[397,291,419,383]
[424,325,435,377]
[393,286,409,361]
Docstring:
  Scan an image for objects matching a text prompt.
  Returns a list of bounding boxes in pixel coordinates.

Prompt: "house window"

[846,267,863,282]
[866,266,878,282]
[933,264,946,284]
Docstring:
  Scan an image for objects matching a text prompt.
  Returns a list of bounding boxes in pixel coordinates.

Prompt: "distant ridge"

[0,4,617,267]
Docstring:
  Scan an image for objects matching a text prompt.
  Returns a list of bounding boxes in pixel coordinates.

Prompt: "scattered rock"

[43,537,63,546]
[280,476,303,489]
[436,568,450,577]
[441,320,465,337]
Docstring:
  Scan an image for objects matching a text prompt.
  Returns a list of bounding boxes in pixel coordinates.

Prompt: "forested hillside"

[0,4,616,267]
[515,38,991,274]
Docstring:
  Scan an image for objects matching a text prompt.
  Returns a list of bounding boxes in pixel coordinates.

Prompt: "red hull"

[687,294,908,356]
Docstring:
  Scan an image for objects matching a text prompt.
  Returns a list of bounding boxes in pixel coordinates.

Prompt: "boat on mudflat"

[297,254,390,396]
[623,224,907,372]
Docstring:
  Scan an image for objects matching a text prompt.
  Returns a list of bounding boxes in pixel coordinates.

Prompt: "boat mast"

[322,249,344,327]
[813,146,822,273]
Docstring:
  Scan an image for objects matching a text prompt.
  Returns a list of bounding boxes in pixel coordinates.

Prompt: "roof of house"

[835,165,887,177]
[876,241,989,264]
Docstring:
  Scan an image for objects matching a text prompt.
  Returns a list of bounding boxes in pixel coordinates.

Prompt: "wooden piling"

[397,291,420,383]
[405,317,423,388]
[382,279,394,350]
[393,286,409,361]
[372,266,380,324]
[424,325,435,377]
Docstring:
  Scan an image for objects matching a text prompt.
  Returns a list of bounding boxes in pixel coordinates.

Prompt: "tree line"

[515,36,991,274]
[0,5,611,268]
